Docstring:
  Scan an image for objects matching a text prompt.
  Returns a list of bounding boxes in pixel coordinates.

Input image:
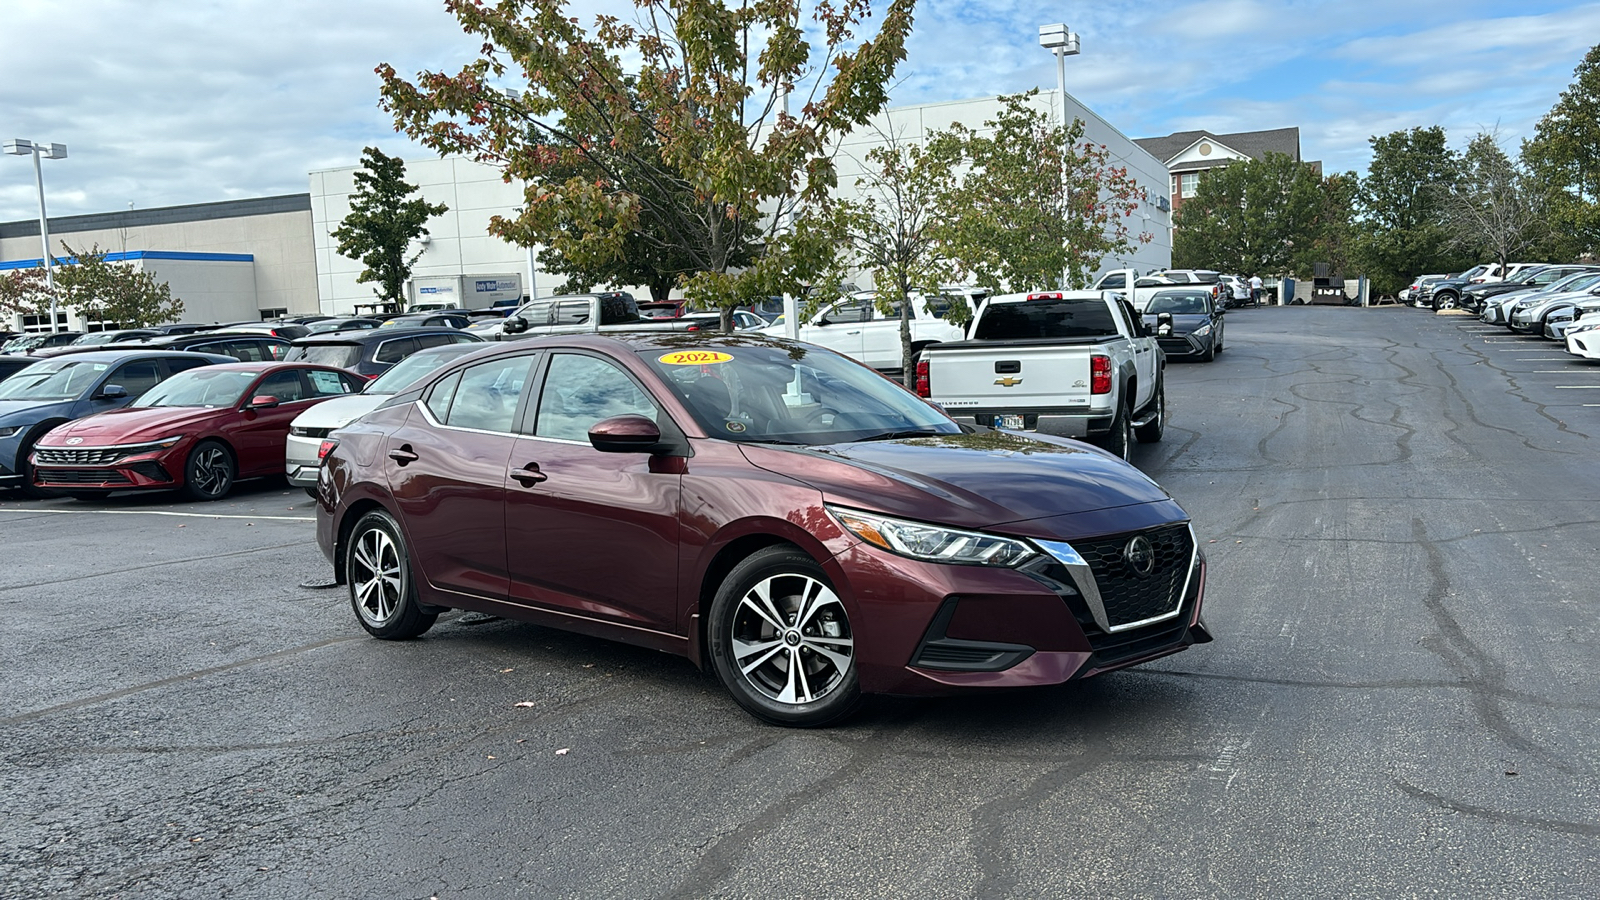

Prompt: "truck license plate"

[997,415,1025,430]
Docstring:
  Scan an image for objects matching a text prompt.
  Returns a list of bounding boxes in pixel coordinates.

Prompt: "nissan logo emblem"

[1124,535,1155,577]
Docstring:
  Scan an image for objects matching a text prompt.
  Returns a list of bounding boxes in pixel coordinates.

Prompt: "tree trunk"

[899,275,915,388]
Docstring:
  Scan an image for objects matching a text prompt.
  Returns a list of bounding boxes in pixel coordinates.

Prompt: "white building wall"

[832,91,1173,287]
[138,258,259,324]
[307,91,1170,309]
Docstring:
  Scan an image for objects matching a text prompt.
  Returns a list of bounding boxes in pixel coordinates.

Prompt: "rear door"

[230,369,320,476]
[1113,297,1157,408]
[388,353,540,601]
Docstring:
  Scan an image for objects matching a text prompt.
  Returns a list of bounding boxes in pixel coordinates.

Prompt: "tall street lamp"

[1039,24,1080,290]
[4,139,69,332]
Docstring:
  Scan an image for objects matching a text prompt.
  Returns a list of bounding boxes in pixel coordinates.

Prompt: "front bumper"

[946,410,1113,439]
[1156,332,1213,358]
[837,516,1209,696]
[1481,304,1506,324]
[285,434,323,487]
[30,446,181,492]
[1568,332,1600,360]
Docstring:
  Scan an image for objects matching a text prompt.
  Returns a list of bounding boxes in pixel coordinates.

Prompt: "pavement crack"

[1393,779,1600,836]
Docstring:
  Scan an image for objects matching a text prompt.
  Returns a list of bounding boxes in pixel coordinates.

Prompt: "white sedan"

[1565,313,1600,360]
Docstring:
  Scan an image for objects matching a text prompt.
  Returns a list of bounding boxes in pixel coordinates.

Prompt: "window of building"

[259,308,288,319]
[1170,174,1179,197]
[1180,173,1200,197]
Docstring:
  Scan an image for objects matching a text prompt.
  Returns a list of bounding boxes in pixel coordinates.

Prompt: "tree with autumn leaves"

[378,0,917,329]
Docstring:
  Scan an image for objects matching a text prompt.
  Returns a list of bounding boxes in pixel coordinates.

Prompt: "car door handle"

[510,463,547,486]
[846,330,861,335]
[387,446,419,465]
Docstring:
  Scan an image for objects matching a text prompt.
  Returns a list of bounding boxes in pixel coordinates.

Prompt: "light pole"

[1038,24,1080,290]
[4,139,69,332]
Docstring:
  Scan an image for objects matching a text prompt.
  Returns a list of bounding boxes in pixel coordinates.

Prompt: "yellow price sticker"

[657,350,734,366]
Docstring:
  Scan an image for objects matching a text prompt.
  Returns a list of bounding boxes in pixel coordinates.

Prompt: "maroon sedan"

[33,362,365,501]
[316,334,1211,726]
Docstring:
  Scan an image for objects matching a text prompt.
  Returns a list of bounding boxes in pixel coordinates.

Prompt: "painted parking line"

[0,508,314,522]
[1496,348,1555,352]
[1553,385,1600,389]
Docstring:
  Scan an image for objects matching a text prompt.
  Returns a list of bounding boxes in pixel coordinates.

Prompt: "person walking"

[1249,274,1263,306]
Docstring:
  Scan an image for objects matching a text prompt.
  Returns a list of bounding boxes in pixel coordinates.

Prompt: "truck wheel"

[1098,403,1133,460]
[1134,381,1165,444]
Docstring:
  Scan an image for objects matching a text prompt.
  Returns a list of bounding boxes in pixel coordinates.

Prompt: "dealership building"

[2,91,1170,332]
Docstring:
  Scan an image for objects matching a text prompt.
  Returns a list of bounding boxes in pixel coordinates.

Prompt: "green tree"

[931,91,1149,291]
[1444,132,1548,270]
[54,244,184,327]
[377,0,916,329]
[0,265,53,320]
[1303,171,1360,278]
[1351,126,1469,294]
[1523,43,1600,261]
[1171,152,1324,277]
[331,146,448,307]
[820,130,957,384]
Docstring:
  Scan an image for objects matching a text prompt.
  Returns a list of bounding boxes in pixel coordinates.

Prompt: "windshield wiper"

[853,428,947,442]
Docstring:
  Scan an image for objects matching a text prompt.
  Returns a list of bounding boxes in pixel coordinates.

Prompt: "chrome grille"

[34,447,126,465]
[1072,523,1194,628]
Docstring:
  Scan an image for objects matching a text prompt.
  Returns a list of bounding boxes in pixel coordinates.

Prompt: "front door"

[504,351,682,631]
[229,369,321,477]
[388,353,538,601]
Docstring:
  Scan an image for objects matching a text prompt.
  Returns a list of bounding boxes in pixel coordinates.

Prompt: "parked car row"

[1414,263,1594,312]
[1464,268,1600,362]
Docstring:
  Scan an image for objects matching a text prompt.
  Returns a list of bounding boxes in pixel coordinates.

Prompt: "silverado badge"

[993,377,1024,387]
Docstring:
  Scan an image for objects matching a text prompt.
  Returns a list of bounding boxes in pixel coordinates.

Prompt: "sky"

[2,0,1598,224]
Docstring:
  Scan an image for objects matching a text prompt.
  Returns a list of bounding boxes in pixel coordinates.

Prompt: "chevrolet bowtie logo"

[994,377,1024,387]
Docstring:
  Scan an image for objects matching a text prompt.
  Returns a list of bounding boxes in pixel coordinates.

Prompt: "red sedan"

[32,362,365,501]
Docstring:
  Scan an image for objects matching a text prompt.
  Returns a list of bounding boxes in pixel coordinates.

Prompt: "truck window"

[973,300,1120,340]
[554,300,592,326]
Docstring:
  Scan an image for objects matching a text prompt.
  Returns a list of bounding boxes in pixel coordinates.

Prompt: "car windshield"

[1146,292,1210,315]
[1545,272,1600,294]
[135,369,259,408]
[640,342,958,446]
[0,360,109,401]
[287,344,362,368]
[367,346,481,394]
[973,299,1119,340]
[72,332,120,345]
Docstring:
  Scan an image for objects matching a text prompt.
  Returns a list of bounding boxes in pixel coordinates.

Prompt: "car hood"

[39,406,228,446]
[740,430,1172,530]
[290,394,387,429]
[1526,289,1600,309]
[0,398,75,424]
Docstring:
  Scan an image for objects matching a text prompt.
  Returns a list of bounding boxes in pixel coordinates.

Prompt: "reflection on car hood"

[741,429,1172,529]
[39,406,227,445]
[289,394,387,430]
[0,398,74,424]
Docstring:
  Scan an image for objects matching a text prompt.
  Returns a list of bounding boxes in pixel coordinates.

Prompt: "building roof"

[1135,127,1302,165]
[0,193,311,240]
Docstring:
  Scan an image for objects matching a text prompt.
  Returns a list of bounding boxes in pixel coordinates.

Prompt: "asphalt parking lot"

[2,305,1597,898]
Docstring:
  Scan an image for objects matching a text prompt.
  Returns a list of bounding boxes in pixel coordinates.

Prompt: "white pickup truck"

[917,290,1165,459]
[756,290,980,374]
[1092,271,1226,312]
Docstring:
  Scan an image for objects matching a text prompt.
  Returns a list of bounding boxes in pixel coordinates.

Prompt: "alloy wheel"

[729,573,854,706]
[351,527,404,627]
[186,443,234,500]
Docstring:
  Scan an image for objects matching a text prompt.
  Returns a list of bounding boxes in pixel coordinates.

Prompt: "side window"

[1099,273,1125,289]
[1115,300,1139,335]
[425,371,461,421]
[443,357,533,432]
[535,353,659,442]
[265,340,290,360]
[256,370,308,402]
[518,300,555,326]
[224,340,266,362]
[106,360,164,398]
[554,300,592,326]
[375,338,418,364]
[416,333,454,350]
[307,369,354,397]
[164,356,213,375]
[449,334,478,345]
[824,299,872,324]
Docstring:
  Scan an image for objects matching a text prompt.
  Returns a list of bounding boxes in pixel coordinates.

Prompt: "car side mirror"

[248,395,281,410]
[502,316,529,334]
[1156,312,1174,337]
[96,384,128,400]
[588,414,662,453]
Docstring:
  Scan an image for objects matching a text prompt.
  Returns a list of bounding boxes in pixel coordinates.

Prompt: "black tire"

[708,546,862,727]
[1134,380,1165,444]
[304,486,320,500]
[16,433,58,499]
[1434,292,1459,311]
[182,440,235,502]
[1200,337,1216,362]
[1097,401,1133,460]
[1214,325,1224,353]
[346,509,437,640]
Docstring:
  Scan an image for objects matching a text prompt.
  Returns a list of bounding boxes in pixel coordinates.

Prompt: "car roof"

[191,361,344,373]
[26,348,238,364]
[291,326,478,345]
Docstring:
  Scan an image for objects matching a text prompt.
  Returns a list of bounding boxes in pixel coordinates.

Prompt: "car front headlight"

[828,505,1037,567]
[1193,323,1212,336]
[0,425,23,438]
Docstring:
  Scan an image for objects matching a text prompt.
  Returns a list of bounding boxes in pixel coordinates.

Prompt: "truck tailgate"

[925,344,1094,410]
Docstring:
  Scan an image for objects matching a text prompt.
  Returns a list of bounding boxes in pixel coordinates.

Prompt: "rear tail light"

[317,439,339,462]
[915,359,930,398]
[1026,292,1063,300]
[1090,354,1112,394]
